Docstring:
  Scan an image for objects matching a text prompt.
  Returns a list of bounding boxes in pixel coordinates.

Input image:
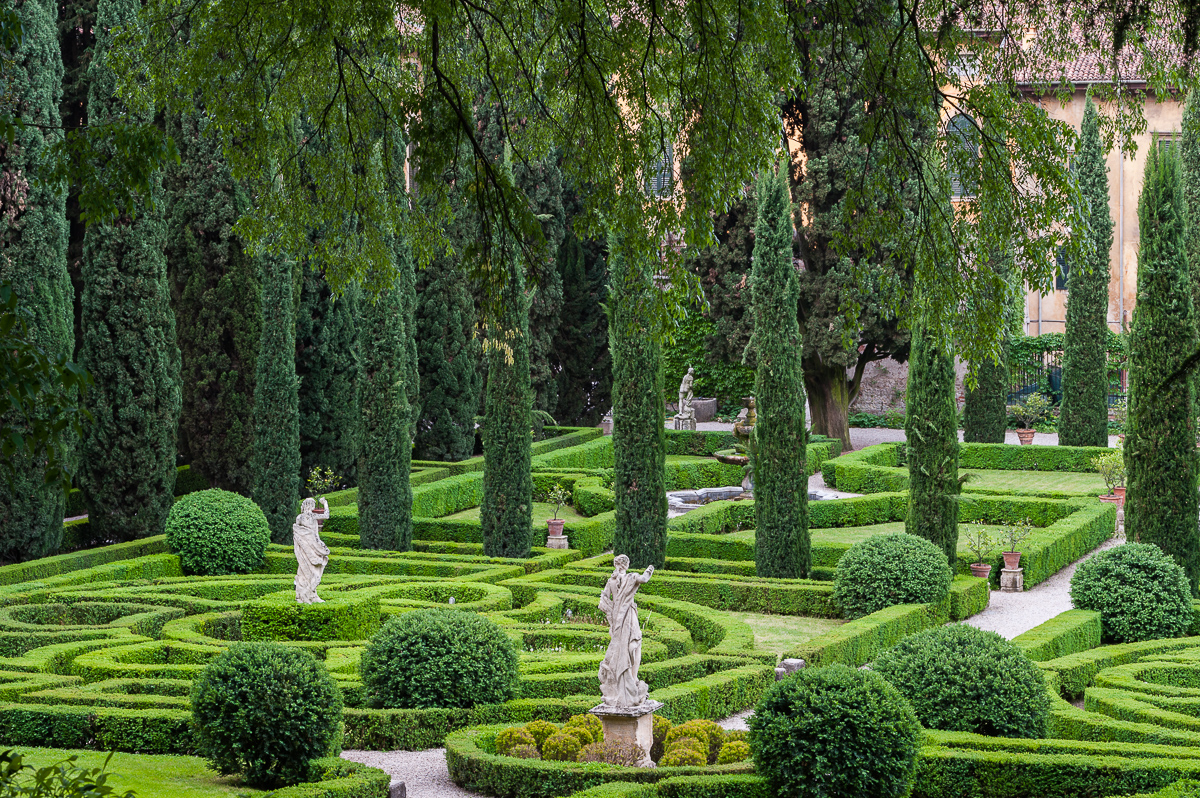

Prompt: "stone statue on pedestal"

[674,367,697,430]
[294,497,331,604]
[598,554,655,707]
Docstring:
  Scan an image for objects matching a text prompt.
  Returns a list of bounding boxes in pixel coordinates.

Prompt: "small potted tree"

[963,523,996,580]
[1092,448,1126,508]
[305,466,342,531]
[546,483,571,537]
[1000,518,1034,570]
[1008,393,1052,445]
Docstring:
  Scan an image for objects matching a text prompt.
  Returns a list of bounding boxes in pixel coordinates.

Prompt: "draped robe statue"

[677,367,695,419]
[598,555,655,707]
[294,497,331,603]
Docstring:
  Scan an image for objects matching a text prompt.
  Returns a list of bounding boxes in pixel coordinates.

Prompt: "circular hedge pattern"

[874,623,1051,738]
[1070,543,1194,643]
[361,608,519,709]
[832,532,953,619]
[165,489,271,576]
[190,641,343,787]
[748,664,921,798]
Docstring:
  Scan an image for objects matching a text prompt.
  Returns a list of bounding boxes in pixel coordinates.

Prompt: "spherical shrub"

[565,713,603,741]
[579,740,644,766]
[717,739,751,765]
[833,533,952,619]
[495,726,536,756]
[651,714,672,762]
[873,624,1050,738]
[166,489,271,576]
[542,732,583,762]
[665,719,724,764]
[749,664,921,798]
[509,744,540,760]
[361,609,518,709]
[1070,543,1194,643]
[659,747,705,767]
[665,736,706,758]
[190,642,343,788]
[562,724,594,747]
[524,719,558,750]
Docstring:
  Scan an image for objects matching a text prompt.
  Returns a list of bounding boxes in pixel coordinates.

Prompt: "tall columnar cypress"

[962,352,1008,443]
[398,236,420,434]
[1125,144,1200,592]
[750,163,810,579]
[296,269,360,483]
[1059,98,1114,447]
[481,157,534,558]
[904,314,960,564]
[252,255,301,543]
[1180,90,1200,408]
[78,0,181,541]
[609,229,668,570]
[0,0,73,560]
[166,108,260,494]
[357,258,413,552]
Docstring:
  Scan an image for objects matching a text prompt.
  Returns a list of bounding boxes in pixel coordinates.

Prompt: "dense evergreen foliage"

[750,164,809,579]
[1071,543,1195,642]
[609,229,668,570]
[552,227,610,426]
[962,351,1008,443]
[0,0,74,560]
[296,270,360,483]
[165,489,271,576]
[1181,90,1200,406]
[1059,98,1114,447]
[1125,144,1200,592]
[833,532,953,619]
[78,0,180,541]
[166,108,260,495]
[904,315,960,563]
[252,255,301,543]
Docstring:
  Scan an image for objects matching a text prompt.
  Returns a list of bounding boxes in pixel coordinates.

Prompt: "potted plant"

[305,466,342,531]
[1092,448,1126,507]
[1000,518,1034,570]
[1008,393,1052,445]
[547,483,571,536]
[963,523,996,580]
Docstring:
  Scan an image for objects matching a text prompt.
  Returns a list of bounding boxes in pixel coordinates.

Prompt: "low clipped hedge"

[271,758,391,798]
[1013,610,1103,662]
[241,592,381,642]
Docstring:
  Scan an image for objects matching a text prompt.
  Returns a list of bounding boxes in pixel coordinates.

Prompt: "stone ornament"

[294,497,331,604]
[598,554,655,707]
[673,367,697,431]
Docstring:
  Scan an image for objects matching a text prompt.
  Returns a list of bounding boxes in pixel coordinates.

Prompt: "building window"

[1156,132,1180,153]
[646,141,674,198]
[1056,248,1070,291]
[947,114,979,198]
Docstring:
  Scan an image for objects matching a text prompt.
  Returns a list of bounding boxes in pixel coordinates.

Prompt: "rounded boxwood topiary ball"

[524,719,559,751]
[495,726,536,756]
[190,642,343,788]
[833,532,952,619]
[165,489,271,576]
[361,609,519,709]
[659,746,706,767]
[749,664,921,798]
[542,732,582,762]
[717,739,751,765]
[873,623,1050,738]
[1070,543,1194,643]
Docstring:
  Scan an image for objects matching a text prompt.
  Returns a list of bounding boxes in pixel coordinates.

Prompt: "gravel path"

[342,748,478,797]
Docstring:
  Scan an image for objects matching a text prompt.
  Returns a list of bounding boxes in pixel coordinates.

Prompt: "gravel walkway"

[342,748,478,797]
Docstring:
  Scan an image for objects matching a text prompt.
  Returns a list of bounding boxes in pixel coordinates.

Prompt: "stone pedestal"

[672,415,696,431]
[589,700,663,766]
[545,535,570,550]
[1000,567,1024,593]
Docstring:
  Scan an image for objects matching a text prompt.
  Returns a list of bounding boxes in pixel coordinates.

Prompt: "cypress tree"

[357,259,413,552]
[904,313,960,564]
[296,269,360,483]
[1180,89,1200,407]
[78,0,181,541]
[481,155,534,558]
[1059,98,1114,447]
[166,108,260,494]
[0,0,73,560]
[252,254,301,543]
[609,228,668,570]
[962,351,1008,443]
[1125,144,1200,592]
[750,163,810,579]
[553,228,611,426]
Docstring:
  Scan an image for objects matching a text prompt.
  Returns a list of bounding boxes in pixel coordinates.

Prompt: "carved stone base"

[545,535,570,550]
[1000,567,1024,593]
[672,415,697,431]
[589,700,663,766]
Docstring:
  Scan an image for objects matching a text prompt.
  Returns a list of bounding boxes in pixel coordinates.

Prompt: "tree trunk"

[805,362,852,452]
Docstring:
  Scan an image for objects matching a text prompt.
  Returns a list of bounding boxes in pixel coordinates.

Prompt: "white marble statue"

[294,497,331,603]
[598,554,655,707]
[677,367,696,419]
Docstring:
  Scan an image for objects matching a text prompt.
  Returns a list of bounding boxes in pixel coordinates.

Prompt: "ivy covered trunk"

[609,229,668,570]
[751,163,810,579]
[804,363,852,452]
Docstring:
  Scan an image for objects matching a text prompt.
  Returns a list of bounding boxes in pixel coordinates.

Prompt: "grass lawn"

[962,468,1105,496]
[10,749,265,798]
[724,612,844,657]
[812,522,1011,547]
[444,501,587,524]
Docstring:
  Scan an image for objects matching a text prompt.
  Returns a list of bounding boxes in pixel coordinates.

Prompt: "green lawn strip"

[722,611,843,658]
[963,468,1106,496]
[10,747,265,798]
[444,501,587,524]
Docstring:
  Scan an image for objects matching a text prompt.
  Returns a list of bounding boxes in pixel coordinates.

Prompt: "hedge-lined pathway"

[342,748,477,797]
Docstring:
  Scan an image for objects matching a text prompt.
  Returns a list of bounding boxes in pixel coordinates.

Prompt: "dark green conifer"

[0,0,74,559]
[166,108,260,494]
[78,0,180,541]
[1125,144,1200,592]
[553,228,611,426]
[1059,98,1114,447]
[962,352,1008,443]
[750,163,810,579]
[252,255,301,543]
[1180,90,1200,407]
[609,229,668,570]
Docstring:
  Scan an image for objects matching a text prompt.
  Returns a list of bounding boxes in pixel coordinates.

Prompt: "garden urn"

[1001,551,1022,570]
[548,518,566,536]
[1016,429,1036,445]
[969,563,993,579]
[1098,493,1123,509]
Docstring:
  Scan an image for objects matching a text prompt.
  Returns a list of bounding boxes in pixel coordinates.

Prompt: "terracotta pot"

[1113,486,1126,502]
[1098,493,1122,509]
[1002,551,1021,570]
[547,518,566,536]
[969,563,993,579]
[1016,428,1036,445]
